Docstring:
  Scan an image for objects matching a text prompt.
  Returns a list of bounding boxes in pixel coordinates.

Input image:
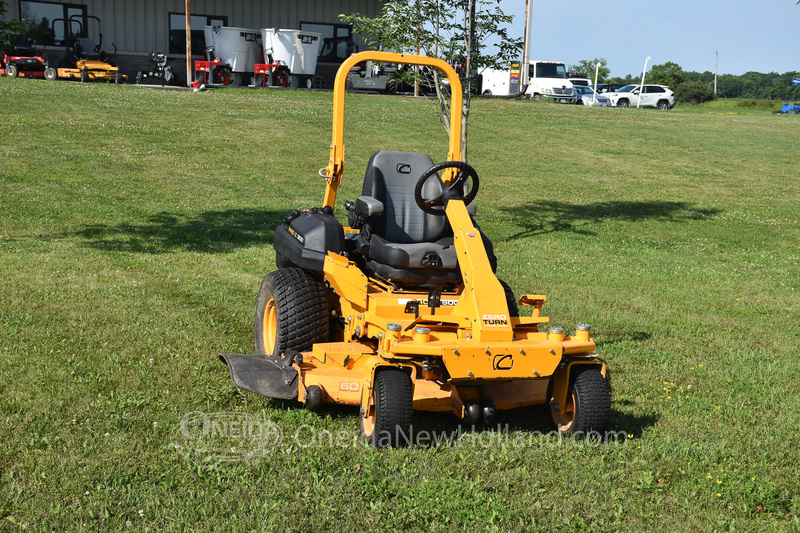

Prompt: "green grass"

[1,80,799,532]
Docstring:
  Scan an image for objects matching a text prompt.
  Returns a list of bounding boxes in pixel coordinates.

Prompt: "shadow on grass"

[500,200,720,240]
[596,330,652,349]
[73,208,286,253]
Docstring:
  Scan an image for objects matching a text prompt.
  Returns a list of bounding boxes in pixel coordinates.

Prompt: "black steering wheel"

[414,160,480,216]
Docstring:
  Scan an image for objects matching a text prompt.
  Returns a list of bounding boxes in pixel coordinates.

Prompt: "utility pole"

[185,0,192,87]
[714,50,718,97]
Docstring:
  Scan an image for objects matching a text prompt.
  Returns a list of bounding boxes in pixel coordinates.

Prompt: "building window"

[168,13,228,55]
[300,22,353,62]
[19,1,87,46]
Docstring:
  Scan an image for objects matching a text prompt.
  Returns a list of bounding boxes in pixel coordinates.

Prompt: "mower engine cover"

[273,206,345,271]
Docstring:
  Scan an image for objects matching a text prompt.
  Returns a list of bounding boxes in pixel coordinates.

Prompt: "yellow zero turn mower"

[44,15,126,84]
[220,51,610,448]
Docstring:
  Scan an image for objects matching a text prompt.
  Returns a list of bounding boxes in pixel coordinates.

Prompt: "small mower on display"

[136,52,174,86]
[1,38,47,79]
[44,15,126,84]
[220,51,611,448]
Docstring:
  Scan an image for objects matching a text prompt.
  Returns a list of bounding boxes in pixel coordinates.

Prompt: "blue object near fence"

[781,103,800,114]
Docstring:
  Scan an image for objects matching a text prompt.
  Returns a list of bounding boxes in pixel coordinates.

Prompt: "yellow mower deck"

[53,59,125,82]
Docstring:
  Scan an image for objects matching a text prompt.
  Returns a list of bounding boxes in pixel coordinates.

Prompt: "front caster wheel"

[360,367,413,448]
[550,368,610,435]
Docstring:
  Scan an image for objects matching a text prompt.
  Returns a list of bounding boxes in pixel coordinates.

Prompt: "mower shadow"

[72,208,286,254]
[498,200,720,241]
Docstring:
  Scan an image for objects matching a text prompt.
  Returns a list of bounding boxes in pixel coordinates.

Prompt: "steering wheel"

[414,161,480,216]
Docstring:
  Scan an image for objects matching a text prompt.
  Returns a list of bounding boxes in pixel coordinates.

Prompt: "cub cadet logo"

[287,227,304,243]
[482,314,508,326]
[492,353,513,371]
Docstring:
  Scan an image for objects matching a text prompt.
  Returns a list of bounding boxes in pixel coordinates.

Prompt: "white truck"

[480,60,577,103]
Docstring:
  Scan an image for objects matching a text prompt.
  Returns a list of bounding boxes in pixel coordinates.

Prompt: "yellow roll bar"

[322,51,464,208]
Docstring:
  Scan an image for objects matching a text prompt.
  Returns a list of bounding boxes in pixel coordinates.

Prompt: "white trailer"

[259,28,322,88]
[203,26,263,86]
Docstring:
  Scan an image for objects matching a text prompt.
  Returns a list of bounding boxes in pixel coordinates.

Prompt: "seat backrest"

[362,151,449,244]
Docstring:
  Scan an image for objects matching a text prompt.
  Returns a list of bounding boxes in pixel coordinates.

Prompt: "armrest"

[356,196,384,217]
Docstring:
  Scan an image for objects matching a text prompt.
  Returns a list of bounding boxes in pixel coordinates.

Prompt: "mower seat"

[356,150,496,285]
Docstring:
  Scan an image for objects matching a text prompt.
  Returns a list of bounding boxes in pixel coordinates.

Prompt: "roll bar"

[322,51,464,208]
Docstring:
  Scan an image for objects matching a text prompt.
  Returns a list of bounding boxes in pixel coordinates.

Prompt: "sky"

[499,0,800,77]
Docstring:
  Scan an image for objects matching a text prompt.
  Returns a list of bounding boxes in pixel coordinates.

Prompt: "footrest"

[219,353,298,400]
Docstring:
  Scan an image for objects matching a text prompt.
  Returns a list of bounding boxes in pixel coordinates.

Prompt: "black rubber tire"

[497,278,519,316]
[6,64,18,78]
[254,267,329,357]
[115,72,124,84]
[551,367,610,435]
[361,367,413,448]
[385,71,398,93]
[44,67,57,81]
[657,100,670,110]
[617,99,629,108]
[80,70,89,83]
[464,402,481,425]
[345,72,354,91]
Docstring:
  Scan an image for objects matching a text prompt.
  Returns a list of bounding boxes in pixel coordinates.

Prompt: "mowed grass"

[1,78,799,532]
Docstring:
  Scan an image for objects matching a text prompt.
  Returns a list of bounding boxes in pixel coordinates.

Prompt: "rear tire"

[254,267,329,357]
[360,367,413,448]
[550,367,610,435]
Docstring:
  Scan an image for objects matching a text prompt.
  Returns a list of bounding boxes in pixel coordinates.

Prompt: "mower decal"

[398,298,457,306]
[287,227,305,243]
[339,381,360,392]
[299,34,319,45]
[492,353,513,371]
[482,314,508,326]
[466,232,477,238]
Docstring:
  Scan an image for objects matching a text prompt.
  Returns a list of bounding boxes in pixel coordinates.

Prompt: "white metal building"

[3,0,383,84]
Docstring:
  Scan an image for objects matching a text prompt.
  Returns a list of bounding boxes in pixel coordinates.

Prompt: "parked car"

[574,85,611,107]
[604,84,675,109]
[591,83,627,94]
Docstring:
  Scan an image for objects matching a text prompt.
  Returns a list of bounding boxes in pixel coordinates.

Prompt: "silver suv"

[606,84,675,109]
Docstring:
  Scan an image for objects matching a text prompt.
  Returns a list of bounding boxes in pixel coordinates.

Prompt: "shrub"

[736,99,779,109]
[675,81,715,105]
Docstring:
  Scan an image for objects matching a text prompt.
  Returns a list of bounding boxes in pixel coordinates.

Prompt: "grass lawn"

[1,79,799,532]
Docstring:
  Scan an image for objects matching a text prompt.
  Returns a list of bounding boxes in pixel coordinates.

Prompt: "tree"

[573,58,610,83]
[647,61,685,89]
[675,81,714,104]
[342,0,521,160]
[0,1,25,50]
